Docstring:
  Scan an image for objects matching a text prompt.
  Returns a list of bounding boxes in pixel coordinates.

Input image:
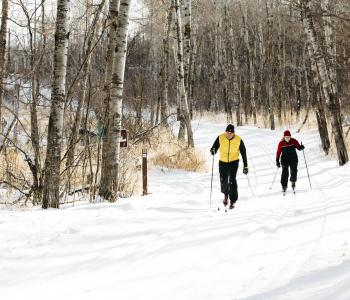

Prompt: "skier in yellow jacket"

[210,124,248,209]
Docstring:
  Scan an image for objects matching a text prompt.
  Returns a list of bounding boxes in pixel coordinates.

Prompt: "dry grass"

[0,148,31,205]
[150,129,207,172]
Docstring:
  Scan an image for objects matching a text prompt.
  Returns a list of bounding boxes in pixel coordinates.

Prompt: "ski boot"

[291,182,296,193]
[282,186,287,196]
[223,194,228,206]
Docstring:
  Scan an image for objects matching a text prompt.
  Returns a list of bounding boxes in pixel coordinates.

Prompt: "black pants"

[219,160,239,203]
[281,160,298,188]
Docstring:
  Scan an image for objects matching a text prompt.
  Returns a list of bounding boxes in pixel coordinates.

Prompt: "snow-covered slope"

[1,120,350,300]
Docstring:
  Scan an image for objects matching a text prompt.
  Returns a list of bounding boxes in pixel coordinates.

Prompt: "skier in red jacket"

[276,130,305,193]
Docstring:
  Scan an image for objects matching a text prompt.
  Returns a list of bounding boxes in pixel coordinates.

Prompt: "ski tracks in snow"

[220,127,329,298]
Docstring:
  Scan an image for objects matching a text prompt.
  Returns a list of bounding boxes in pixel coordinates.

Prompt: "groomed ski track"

[1,120,350,300]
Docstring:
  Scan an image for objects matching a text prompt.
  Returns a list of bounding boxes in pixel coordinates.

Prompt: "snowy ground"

[1,120,350,300]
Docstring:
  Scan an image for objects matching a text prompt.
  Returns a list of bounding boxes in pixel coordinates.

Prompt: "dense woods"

[0,0,349,207]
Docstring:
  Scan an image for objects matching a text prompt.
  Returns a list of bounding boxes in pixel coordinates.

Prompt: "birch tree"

[99,0,132,201]
[174,0,194,147]
[0,0,9,133]
[42,0,71,209]
[301,0,348,165]
[304,29,331,155]
[99,0,120,200]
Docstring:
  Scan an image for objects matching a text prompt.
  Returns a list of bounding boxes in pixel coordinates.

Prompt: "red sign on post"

[120,130,128,148]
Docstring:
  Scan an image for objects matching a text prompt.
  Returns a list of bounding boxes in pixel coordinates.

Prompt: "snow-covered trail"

[1,120,350,300]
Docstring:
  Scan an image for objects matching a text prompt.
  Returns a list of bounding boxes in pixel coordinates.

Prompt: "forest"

[0,0,349,208]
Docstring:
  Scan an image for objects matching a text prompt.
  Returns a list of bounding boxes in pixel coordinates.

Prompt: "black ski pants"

[281,159,298,188]
[219,160,239,203]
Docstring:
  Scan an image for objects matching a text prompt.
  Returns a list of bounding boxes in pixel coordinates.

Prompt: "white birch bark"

[0,0,9,133]
[174,0,194,147]
[42,0,70,208]
[99,0,131,201]
[303,22,331,155]
[301,0,348,165]
[99,0,120,199]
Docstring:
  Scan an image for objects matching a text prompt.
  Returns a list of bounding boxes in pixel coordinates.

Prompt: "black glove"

[276,159,281,168]
[300,145,305,150]
[243,167,248,174]
[210,147,216,155]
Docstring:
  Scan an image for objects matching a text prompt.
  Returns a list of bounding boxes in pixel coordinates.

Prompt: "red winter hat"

[284,130,291,137]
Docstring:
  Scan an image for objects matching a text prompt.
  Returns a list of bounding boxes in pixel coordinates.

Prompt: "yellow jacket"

[219,133,241,162]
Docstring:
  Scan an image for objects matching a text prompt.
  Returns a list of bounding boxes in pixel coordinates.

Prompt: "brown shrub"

[150,129,206,172]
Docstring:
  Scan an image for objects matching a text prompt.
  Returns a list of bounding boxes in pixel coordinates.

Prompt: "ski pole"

[269,167,279,190]
[246,174,255,197]
[301,142,312,190]
[210,154,214,209]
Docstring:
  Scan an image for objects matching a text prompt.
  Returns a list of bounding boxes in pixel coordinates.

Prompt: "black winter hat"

[225,124,235,133]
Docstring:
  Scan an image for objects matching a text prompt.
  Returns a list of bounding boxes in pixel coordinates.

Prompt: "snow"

[1,120,350,300]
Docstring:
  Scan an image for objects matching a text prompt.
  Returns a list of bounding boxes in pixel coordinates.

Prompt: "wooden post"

[142,149,147,195]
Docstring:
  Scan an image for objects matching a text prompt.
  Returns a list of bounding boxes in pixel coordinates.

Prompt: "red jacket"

[276,138,302,163]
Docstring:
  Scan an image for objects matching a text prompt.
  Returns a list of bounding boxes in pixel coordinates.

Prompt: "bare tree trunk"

[174,0,194,147]
[241,1,257,125]
[277,7,285,124]
[211,21,219,113]
[303,43,311,116]
[13,83,20,144]
[266,2,275,130]
[301,0,348,165]
[183,0,191,91]
[303,20,330,155]
[322,0,337,93]
[66,0,105,170]
[99,0,131,201]
[42,0,70,209]
[258,0,265,119]
[99,0,120,199]
[222,6,232,123]
[230,18,241,126]
[25,0,46,204]
[322,0,342,127]
[316,105,331,155]
[188,29,196,119]
[160,4,173,128]
[233,60,240,125]
[6,28,10,74]
[0,0,9,133]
